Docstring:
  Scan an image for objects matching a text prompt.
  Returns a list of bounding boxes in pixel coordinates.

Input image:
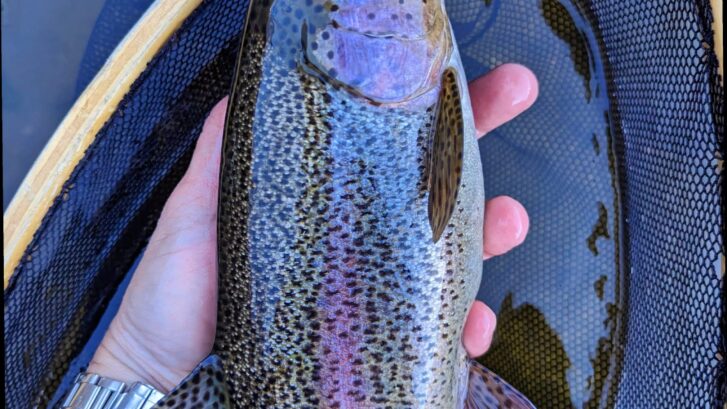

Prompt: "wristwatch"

[61,373,165,409]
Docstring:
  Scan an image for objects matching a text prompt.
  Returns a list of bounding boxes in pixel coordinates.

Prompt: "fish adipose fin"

[428,67,465,243]
[464,359,537,409]
[153,355,231,409]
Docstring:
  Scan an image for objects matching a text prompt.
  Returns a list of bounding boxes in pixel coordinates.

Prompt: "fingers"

[463,67,535,357]
[469,63,538,138]
[463,301,497,358]
[469,65,536,258]
[483,196,529,260]
[464,66,535,356]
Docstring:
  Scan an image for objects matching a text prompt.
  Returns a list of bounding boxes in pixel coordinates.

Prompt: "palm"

[120,209,218,375]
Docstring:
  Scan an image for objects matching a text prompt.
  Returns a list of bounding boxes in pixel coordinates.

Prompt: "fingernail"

[479,313,494,346]
[497,210,524,243]
[500,64,537,107]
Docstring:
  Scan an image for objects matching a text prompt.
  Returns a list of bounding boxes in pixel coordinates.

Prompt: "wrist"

[88,313,186,394]
[87,348,170,394]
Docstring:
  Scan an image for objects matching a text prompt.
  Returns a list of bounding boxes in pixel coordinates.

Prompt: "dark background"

[1,0,153,209]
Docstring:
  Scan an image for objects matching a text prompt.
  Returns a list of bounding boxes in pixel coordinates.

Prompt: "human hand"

[87,63,539,392]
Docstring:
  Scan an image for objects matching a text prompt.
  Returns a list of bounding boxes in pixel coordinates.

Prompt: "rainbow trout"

[158,0,535,407]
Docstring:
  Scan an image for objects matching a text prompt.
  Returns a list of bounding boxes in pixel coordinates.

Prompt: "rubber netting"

[448,1,724,408]
[3,1,250,406]
[3,0,723,408]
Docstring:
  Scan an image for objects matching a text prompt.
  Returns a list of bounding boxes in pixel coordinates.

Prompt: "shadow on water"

[542,0,593,101]
[479,294,576,409]
[447,0,627,406]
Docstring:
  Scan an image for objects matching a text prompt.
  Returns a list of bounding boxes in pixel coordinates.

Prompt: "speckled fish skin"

[160,0,534,408]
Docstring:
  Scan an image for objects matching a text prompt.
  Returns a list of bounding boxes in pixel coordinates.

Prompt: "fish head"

[300,0,452,104]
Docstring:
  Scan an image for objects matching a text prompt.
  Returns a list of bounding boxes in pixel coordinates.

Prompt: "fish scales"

[156,0,535,407]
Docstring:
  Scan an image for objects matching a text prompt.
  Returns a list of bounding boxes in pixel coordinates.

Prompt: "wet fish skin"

[156,0,536,407]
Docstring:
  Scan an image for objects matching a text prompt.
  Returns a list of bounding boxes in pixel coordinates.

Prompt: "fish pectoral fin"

[428,67,465,243]
[153,355,231,409]
[464,359,536,409]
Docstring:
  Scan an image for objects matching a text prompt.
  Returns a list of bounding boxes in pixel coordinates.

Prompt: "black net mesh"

[3,1,248,406]
[585,2,723,407]
[3,0,723,408]
[447,0,724,407]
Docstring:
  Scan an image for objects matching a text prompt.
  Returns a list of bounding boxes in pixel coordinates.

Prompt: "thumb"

[147,97,229,253]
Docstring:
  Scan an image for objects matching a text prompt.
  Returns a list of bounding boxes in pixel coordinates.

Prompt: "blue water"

[1,0,153,209]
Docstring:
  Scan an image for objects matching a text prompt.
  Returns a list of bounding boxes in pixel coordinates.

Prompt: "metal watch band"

[62,373,165,409]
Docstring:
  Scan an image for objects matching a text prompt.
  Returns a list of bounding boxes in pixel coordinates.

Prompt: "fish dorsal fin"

[428,67,465,242]
[465,359,537,409]
[153,355,232,409]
